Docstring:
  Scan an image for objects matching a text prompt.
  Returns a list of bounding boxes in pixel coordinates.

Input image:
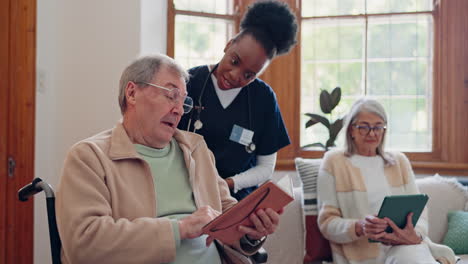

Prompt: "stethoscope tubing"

[186,64,218,133]
[187,64,255,153]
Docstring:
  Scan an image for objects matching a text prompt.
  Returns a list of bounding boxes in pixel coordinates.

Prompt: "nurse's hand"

[179,206,220,240]
[238,208,282,240]
[225,178,234,190]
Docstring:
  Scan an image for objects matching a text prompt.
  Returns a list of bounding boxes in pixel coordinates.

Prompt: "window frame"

[300,10,435,154]
[167,0,468,175]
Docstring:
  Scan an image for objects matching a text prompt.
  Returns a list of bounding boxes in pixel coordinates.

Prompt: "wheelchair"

[18,178,62,264]
[18,178,267,264]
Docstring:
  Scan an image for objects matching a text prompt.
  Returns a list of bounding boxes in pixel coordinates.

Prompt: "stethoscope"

[186,64,256,153]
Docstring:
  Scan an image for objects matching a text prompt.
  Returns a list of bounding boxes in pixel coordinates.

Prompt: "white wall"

[35,1,167,263]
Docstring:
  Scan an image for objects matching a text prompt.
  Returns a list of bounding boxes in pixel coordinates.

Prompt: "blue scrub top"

[178,65,290,196]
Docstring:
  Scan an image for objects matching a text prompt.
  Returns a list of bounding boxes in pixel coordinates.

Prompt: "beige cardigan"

[56,123,238,264]
[317,150,456,264]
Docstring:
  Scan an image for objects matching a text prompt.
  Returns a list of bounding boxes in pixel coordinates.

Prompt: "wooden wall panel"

[440,0,467,169]
[5,0,36,263]
[261,46,301,160]
[255,0,301,162]
[166,0,175,57]
[464,0,468,164]
[0,0,10,262]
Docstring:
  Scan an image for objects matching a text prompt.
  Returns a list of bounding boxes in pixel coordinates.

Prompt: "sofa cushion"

[295,158,332,262]
[416,174,468,243]
[442,211,468,254]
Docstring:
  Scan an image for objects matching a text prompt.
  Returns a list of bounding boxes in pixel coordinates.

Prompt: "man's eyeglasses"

[353,125,386,136]
[139,82,193,114]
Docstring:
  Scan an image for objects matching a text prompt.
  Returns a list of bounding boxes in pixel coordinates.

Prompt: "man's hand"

[378,212,423,245]
[238,208,281,240]
[178,206,220,240]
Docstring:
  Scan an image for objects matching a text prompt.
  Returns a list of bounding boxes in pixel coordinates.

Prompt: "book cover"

[202,175,294,245]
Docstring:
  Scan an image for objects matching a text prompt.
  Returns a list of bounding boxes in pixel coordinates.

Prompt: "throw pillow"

[295,158,332,262]
[295,158,321,216]
[442,211,468,254]
[416,174,468,243]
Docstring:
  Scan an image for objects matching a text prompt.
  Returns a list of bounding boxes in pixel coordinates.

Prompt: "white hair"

[118,54,189,114]
[343,97,395,166]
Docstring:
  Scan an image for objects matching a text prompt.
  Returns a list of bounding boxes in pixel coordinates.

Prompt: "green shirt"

[135,139,221,264]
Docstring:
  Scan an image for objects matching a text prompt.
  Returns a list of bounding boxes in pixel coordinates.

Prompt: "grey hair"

[118,54,189,114]
[343,97,395,166]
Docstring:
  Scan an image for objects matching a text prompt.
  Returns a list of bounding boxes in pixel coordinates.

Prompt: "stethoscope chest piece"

[193,119,203,130]
[245,142,256,153]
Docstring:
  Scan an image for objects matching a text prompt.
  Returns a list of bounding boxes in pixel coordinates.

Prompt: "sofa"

[263,159,468,264]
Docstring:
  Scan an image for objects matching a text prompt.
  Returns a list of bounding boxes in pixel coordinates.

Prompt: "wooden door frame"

[0,0,10,261]
[1,0,36,263]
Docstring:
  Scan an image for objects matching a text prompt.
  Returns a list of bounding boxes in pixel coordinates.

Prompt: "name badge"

[229,124,254,146]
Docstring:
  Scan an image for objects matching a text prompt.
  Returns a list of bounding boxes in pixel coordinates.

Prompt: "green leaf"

[330,87,341,111]
[319,90,333,114]
[305,119,318,128]
[329,117,344,140]
[325,139,335,150]
[304,113,330,129]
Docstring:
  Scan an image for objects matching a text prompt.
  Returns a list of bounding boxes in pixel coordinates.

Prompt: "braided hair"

[237,0,298,59]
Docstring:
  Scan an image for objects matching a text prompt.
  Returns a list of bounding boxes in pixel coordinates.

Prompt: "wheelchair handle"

[18,177,55,201]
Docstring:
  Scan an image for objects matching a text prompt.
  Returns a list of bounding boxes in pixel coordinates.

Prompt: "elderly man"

[56,54,280,264]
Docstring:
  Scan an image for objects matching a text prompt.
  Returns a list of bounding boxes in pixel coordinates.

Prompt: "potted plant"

[303,87,345,151]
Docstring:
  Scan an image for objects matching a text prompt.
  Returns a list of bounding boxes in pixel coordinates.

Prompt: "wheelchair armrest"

[18,178,44,201]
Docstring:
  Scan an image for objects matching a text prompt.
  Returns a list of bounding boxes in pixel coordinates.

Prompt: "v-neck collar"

[206,65,247,111]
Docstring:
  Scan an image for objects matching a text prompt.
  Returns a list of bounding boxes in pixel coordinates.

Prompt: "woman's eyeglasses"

[139,82,193,114]
[353,125,386,136]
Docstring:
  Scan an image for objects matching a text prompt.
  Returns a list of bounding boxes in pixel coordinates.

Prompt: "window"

[167,0,468,175]
[169,0,236,69]
[301,1,434,152]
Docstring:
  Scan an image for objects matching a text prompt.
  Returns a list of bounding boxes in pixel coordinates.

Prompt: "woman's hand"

[356,215,388,240]
[238,208,282,240]
[378,212,423,246]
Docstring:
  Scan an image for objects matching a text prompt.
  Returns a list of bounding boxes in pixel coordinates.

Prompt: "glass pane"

[302,62,363,98]
[377,97,432,152]
[368,15,432,59]
[302,0,365,17]
[301,19,365,148]
[300,62,361,148]
[367,0,433,14]
[302,19,365,61]
[365,13,433,151]
[367,60,430,96]
[174,15,234,69]
[174,0,234,14]
[300,96,359,149]
[300,13,433,152]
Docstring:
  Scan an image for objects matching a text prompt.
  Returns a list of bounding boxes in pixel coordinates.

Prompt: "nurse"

[178,0,298,200]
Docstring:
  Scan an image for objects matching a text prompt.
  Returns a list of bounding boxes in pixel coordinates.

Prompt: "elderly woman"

[317,98,457,264]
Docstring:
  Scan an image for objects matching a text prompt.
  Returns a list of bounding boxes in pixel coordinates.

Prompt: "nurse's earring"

[194,119,203,130]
